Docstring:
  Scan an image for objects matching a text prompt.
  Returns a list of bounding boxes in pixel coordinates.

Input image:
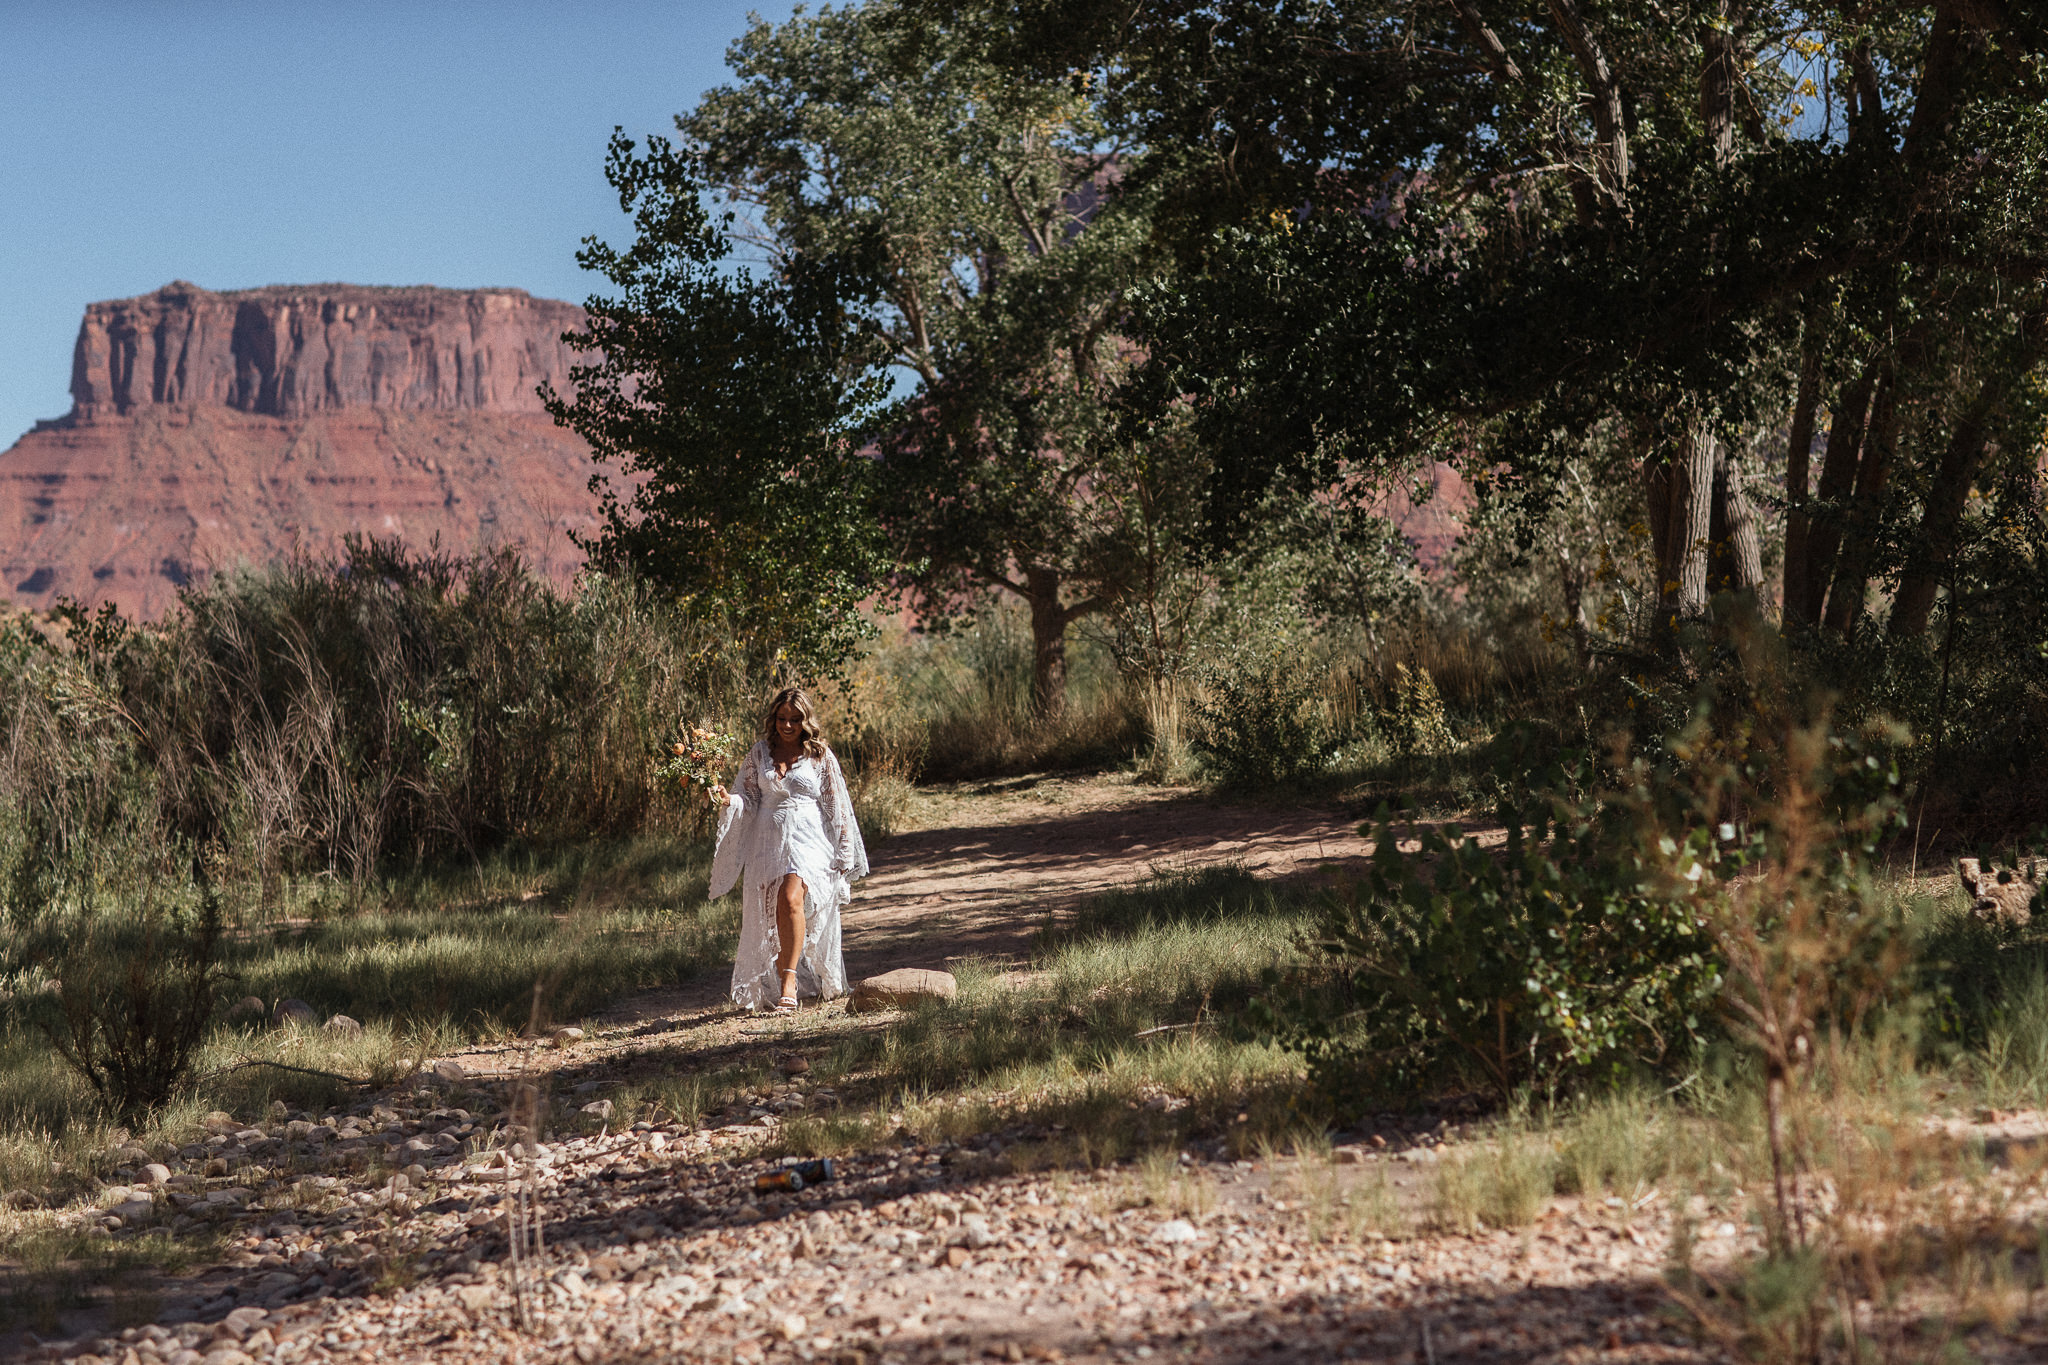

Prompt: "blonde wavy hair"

[759,686,827,759]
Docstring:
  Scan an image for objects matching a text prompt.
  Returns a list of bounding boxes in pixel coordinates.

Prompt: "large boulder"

[847,968,958,1015]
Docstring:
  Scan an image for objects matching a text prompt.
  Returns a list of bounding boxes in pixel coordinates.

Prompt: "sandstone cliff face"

[1,283,616,620]
[67,281,585,420]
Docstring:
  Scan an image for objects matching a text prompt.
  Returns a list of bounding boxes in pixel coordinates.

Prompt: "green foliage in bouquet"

[656,724,749,836]
[657,725,749,795]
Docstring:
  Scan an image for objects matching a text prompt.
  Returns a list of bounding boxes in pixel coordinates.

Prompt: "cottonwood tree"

[543,133,889,678]
[1033,0,2048,644]
[682,0,1162,716]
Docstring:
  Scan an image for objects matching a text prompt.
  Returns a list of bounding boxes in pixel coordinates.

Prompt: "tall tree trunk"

[1698,3,1744,168]
[1653,412,1717,638]
[1822,367,1898,634]
[1709,438,1765,600]
[1024,565,1070,721]
[1795,362,1879,627]
[1891,301,2048,637]
[1780,341,1823,620]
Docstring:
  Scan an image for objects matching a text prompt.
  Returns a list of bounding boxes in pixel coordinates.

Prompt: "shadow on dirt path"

[596,775,1507,1028]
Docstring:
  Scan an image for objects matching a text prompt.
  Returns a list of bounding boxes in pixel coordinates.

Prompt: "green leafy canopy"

[543,131,892,680]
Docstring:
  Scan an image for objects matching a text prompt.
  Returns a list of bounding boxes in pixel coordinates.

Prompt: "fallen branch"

[1133,1023,1200,1039]
[194,1057,365,1087]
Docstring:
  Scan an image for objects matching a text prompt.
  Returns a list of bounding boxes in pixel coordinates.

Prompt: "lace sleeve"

[739,744,763,808]
[820,748,869,884]
[709,743,765,900]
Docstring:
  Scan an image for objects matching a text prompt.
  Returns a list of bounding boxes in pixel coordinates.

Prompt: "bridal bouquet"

[657,725,747,794]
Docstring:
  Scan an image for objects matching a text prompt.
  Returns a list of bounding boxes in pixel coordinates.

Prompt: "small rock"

[224,996,267,1024]
[1154,1219,1199,1244]
[550,1026,585,1048]
[253,1272,297,1300]
[142,1163,172,1185]
[323,1014,363,1038]
[221,1306,268,1336]
[109,1143,152,1165]
[1334,1146,1367,1165]
[401,1163,429,1184]
[847,967,958,1014]
[945,1246,971,1268]
[200,1111,238,1133]
[199,1349,254,1365]
[774,1313,807,1341]
[109,1197,154,1225]
[270,999,317,1028]
[431,1058,466,1083]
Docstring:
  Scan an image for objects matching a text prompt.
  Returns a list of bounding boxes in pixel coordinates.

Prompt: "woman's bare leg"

[775,873,807,996]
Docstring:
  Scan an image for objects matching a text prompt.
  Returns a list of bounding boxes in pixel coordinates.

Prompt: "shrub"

[0,543,754,900]
[1381,662,1455,756]
[31,877,228,1124]
[1280,791,1723,1111]
[1191,647,1331,789]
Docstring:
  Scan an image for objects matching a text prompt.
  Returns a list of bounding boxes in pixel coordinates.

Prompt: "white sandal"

[772,969,799,1014]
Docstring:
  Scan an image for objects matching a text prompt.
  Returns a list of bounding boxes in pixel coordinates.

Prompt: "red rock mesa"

[0,281,611,619]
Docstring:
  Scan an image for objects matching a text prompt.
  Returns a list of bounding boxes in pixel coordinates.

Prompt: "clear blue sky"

[0,0,800,445]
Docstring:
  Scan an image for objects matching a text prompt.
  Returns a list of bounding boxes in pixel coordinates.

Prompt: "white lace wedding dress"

[709,741,868,1011]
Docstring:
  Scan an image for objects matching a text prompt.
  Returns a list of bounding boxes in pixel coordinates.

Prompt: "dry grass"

[1133,1146,1220,1221]
[1431,1125,1557,1234]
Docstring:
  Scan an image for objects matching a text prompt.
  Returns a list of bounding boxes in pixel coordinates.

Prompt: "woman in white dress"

[708,687,868,1013]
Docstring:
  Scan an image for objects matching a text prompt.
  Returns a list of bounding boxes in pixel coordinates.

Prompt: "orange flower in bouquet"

[657,724,746,794]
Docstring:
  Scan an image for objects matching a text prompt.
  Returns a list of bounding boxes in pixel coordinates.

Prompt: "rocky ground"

[25,1051,1713,1365]
[9,778,2038,1364]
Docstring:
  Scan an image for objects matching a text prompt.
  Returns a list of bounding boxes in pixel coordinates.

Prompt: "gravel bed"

[23,1076,1716,1365]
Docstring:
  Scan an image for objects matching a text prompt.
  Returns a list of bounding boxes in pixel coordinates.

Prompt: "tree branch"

[195,1058,366,1087]
[1444,0,1524,83]
[1544,0,1630,204]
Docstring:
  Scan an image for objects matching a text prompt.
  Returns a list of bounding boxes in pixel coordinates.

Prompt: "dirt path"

[849,775,1384,971]
[606,774,1390,1025]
